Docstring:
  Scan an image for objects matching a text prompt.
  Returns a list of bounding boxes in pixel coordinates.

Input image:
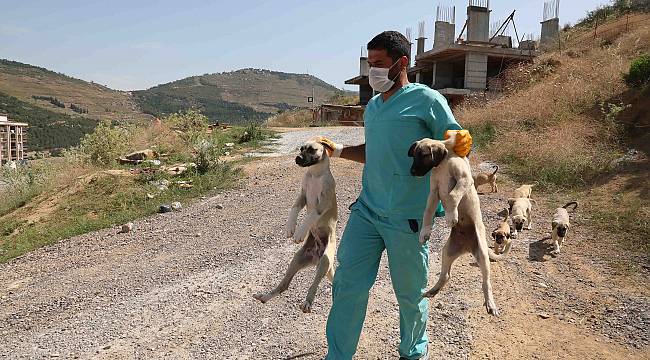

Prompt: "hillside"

[0,92,97,151]
[0,59,150,123]
[134,68,341,123]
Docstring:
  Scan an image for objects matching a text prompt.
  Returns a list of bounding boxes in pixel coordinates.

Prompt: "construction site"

[345,0,562,107]
[0,115,27,166]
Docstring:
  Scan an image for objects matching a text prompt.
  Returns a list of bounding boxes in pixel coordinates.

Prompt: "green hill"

[0,59,150,123]
[134,68,342,123]
[0,92,97,151]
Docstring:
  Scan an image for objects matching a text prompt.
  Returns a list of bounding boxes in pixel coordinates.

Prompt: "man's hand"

[445,129,473,157]
[314,136,343,157]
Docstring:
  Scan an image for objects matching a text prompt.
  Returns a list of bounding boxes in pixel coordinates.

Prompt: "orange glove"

[313,136,343,157]
[444,129,472,157]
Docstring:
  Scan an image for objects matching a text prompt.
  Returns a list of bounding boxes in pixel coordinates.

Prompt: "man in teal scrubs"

[320,31,467,359]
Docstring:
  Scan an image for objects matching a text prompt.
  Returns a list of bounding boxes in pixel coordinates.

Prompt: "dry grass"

[266,109,315,127]
[458,17,650,188]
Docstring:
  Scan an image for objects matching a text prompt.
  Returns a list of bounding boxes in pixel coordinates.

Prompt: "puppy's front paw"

[525,223,533,230]
[419,226,432,244]
[284,223,296,238]
[292,227,308,244]
[445,210,459,228]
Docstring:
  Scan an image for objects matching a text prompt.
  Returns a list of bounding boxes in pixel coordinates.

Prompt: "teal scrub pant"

[325,200,429,360]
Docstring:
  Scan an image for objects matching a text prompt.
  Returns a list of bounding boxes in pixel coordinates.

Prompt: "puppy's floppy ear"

[491,231,497,239]
[431,146,448,167]
[408,142,417,157]
[507,198,516,207]
[319,141,334,152]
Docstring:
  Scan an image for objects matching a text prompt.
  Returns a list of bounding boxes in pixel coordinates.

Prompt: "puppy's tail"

[562,201,579,211]
[488,243,512,261]
[500,207,510,222]
[492,165,499,175]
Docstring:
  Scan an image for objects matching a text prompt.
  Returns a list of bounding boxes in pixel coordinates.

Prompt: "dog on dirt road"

[408,131,499,316]
[473,165,499,193]
[508,197,533,236]
[491,208,512,259]
[512,183,536,199]
[253,138,337,313]
[551,201,578,255]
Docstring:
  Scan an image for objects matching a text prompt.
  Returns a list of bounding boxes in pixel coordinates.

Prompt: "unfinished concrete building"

[0,115,27,165]
[346,0,560,107]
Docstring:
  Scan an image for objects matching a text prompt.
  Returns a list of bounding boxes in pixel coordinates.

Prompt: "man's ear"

[408,142,417,157]
[399,55,409,69]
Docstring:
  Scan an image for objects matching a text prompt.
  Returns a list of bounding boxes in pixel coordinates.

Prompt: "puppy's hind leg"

[253,247,310,303]
[474,227,499,316]
[301,251,332,313]
[423,236,463,298]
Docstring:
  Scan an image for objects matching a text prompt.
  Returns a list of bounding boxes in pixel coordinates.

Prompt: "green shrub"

[465,122,496,149]
[624,53,650,88]
[0,163,51,216]
[78,120,131,166]
[194,136,223,174]
[238,123,266,143]
[166,109,210,144]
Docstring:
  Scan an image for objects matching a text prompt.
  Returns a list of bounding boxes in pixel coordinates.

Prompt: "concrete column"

[359,57,369,76]
[464,52,488,90]
[434,21,455,48]
[540,18,559,50]
[467,6,490,43]
[7,125,11,162]
[416,37,426,55]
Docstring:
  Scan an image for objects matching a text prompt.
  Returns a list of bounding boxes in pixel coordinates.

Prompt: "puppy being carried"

[253,137,337,313]
[408,130,499,316]
[551,201,578,255]
[473,165,499,193]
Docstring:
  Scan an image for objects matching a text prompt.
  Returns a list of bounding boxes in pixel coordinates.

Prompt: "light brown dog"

[409,133,499,316]
[513,183,535,199]
[508,197,533,236]
[473,165,499,193]
[253,138,337,313]
[551,201,578,254]
[491,209,512,259]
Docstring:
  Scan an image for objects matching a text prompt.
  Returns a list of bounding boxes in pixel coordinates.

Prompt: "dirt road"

[0,128,647,359]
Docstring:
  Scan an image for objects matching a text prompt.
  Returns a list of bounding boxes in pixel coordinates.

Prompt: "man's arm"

[340,144,365,164]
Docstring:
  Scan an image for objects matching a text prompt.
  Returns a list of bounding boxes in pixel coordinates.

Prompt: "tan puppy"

[254,138,337,313]
[551,201,578,254]
[409,132,499,316]
[491,209,512,259]
[473,165,499,193]
[508,197,532,236]
[513,183,535,199]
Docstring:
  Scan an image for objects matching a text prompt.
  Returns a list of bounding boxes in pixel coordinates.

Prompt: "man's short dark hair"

[367,31,411,62]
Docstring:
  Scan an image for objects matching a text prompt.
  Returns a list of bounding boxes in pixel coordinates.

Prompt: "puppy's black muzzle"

[295,156,317,167]
[515,223,524,231]
[495,235,505,244]
[557,227,567,237]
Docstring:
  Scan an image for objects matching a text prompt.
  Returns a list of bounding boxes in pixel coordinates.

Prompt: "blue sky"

[0,0,609,91]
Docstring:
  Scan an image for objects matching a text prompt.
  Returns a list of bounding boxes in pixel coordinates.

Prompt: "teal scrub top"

[359,83,462,219]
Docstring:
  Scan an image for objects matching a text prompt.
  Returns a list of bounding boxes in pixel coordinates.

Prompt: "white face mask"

[368,60,401,93]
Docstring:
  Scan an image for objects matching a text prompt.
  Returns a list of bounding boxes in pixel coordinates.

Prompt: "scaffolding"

[0,116,28,165]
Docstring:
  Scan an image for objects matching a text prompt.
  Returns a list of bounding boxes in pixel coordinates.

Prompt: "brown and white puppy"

[508,197,533,236]
[551,201,578,254]
[491,208,512,259]
[473,165,499,193]
[409,133,499,316]
[253,138,337,313]
[513,183,535,199]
